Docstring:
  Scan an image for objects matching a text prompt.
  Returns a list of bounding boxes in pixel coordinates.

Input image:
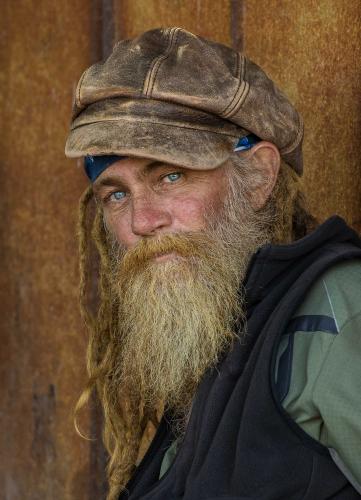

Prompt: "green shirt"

[160,260,361,489]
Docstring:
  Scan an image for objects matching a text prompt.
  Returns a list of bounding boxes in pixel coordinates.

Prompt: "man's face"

[92,156,229,249]
[89,153,271,419]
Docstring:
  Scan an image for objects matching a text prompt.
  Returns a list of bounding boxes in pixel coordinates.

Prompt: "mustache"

[118,232,211,271]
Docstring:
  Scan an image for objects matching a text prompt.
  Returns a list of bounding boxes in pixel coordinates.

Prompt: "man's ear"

[246,141,280,210]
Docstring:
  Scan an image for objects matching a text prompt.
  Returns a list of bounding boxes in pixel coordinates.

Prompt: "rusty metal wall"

[243,0,361,229]
[1,1,360,499]
[114,0,232,44]
[0,1,105,499]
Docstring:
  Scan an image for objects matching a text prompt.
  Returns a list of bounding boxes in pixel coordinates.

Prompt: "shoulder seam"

[322,279,340,333]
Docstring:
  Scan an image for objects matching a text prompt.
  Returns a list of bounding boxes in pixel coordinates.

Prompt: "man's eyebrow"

[93,176,125,192]
[142,160,171,174]
[93,160,176,192]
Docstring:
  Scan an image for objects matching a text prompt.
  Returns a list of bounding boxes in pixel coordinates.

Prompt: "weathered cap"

[65,27,304,175]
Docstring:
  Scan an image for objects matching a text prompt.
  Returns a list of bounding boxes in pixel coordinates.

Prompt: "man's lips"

[153,251,180,262]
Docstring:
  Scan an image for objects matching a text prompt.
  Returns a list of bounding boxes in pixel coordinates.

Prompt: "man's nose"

[131,195,172,236]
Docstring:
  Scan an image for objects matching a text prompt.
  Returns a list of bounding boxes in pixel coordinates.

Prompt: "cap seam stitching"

[76,68,90,108]
[221,56,250,119]
[143,28,180,97]
[219,52,242,117]
[221,51,241,115]
[70,118,241,137]
[149,28,180,96]
[222,81,249,119]
[220,55,249,118]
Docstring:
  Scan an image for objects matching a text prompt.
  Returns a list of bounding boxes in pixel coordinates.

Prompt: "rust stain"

[31,384,57,463]
[89,391,109,499]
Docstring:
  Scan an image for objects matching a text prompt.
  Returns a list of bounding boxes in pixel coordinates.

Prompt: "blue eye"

[110,191,126,201]
[165,172,181,182]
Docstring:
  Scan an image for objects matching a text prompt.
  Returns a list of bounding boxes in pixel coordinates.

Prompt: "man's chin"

[145,253,197,280]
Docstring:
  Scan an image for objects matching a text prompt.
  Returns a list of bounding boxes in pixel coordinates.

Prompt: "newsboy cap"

[65,27,304,175]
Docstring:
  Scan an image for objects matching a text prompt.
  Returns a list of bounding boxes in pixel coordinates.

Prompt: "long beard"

[108,187,270,421]
[112,233,241,415]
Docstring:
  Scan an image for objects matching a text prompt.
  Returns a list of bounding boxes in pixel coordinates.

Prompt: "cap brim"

[65,98,247,170]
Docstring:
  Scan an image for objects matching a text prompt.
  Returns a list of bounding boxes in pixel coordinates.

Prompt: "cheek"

[169,177,228,231]
[169,196,213,231]
[103,210,135,247]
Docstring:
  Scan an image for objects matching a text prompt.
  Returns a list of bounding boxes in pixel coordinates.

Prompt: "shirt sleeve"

[278,259,361,488]
[312,309,361,488]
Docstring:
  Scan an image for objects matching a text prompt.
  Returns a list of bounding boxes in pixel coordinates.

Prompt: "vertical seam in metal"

[230,0,245,52]
[101,0,115,58]
[88,3,113,498]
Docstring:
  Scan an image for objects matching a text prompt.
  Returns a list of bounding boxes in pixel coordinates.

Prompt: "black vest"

[120,216,361,500]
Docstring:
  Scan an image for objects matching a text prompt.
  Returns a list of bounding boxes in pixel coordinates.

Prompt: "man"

[65,28,361,500]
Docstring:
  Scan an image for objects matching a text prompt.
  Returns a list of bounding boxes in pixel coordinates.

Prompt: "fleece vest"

[119,216,361,500]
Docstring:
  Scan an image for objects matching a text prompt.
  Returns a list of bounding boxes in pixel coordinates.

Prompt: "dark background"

[1,1,360,498]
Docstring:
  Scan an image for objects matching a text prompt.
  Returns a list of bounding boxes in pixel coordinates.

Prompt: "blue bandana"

[233,133,261,152]
[84,134,261,182]
[84,155,127,182]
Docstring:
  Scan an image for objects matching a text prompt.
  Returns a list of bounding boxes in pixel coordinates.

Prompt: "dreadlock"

[75,186,160,499]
